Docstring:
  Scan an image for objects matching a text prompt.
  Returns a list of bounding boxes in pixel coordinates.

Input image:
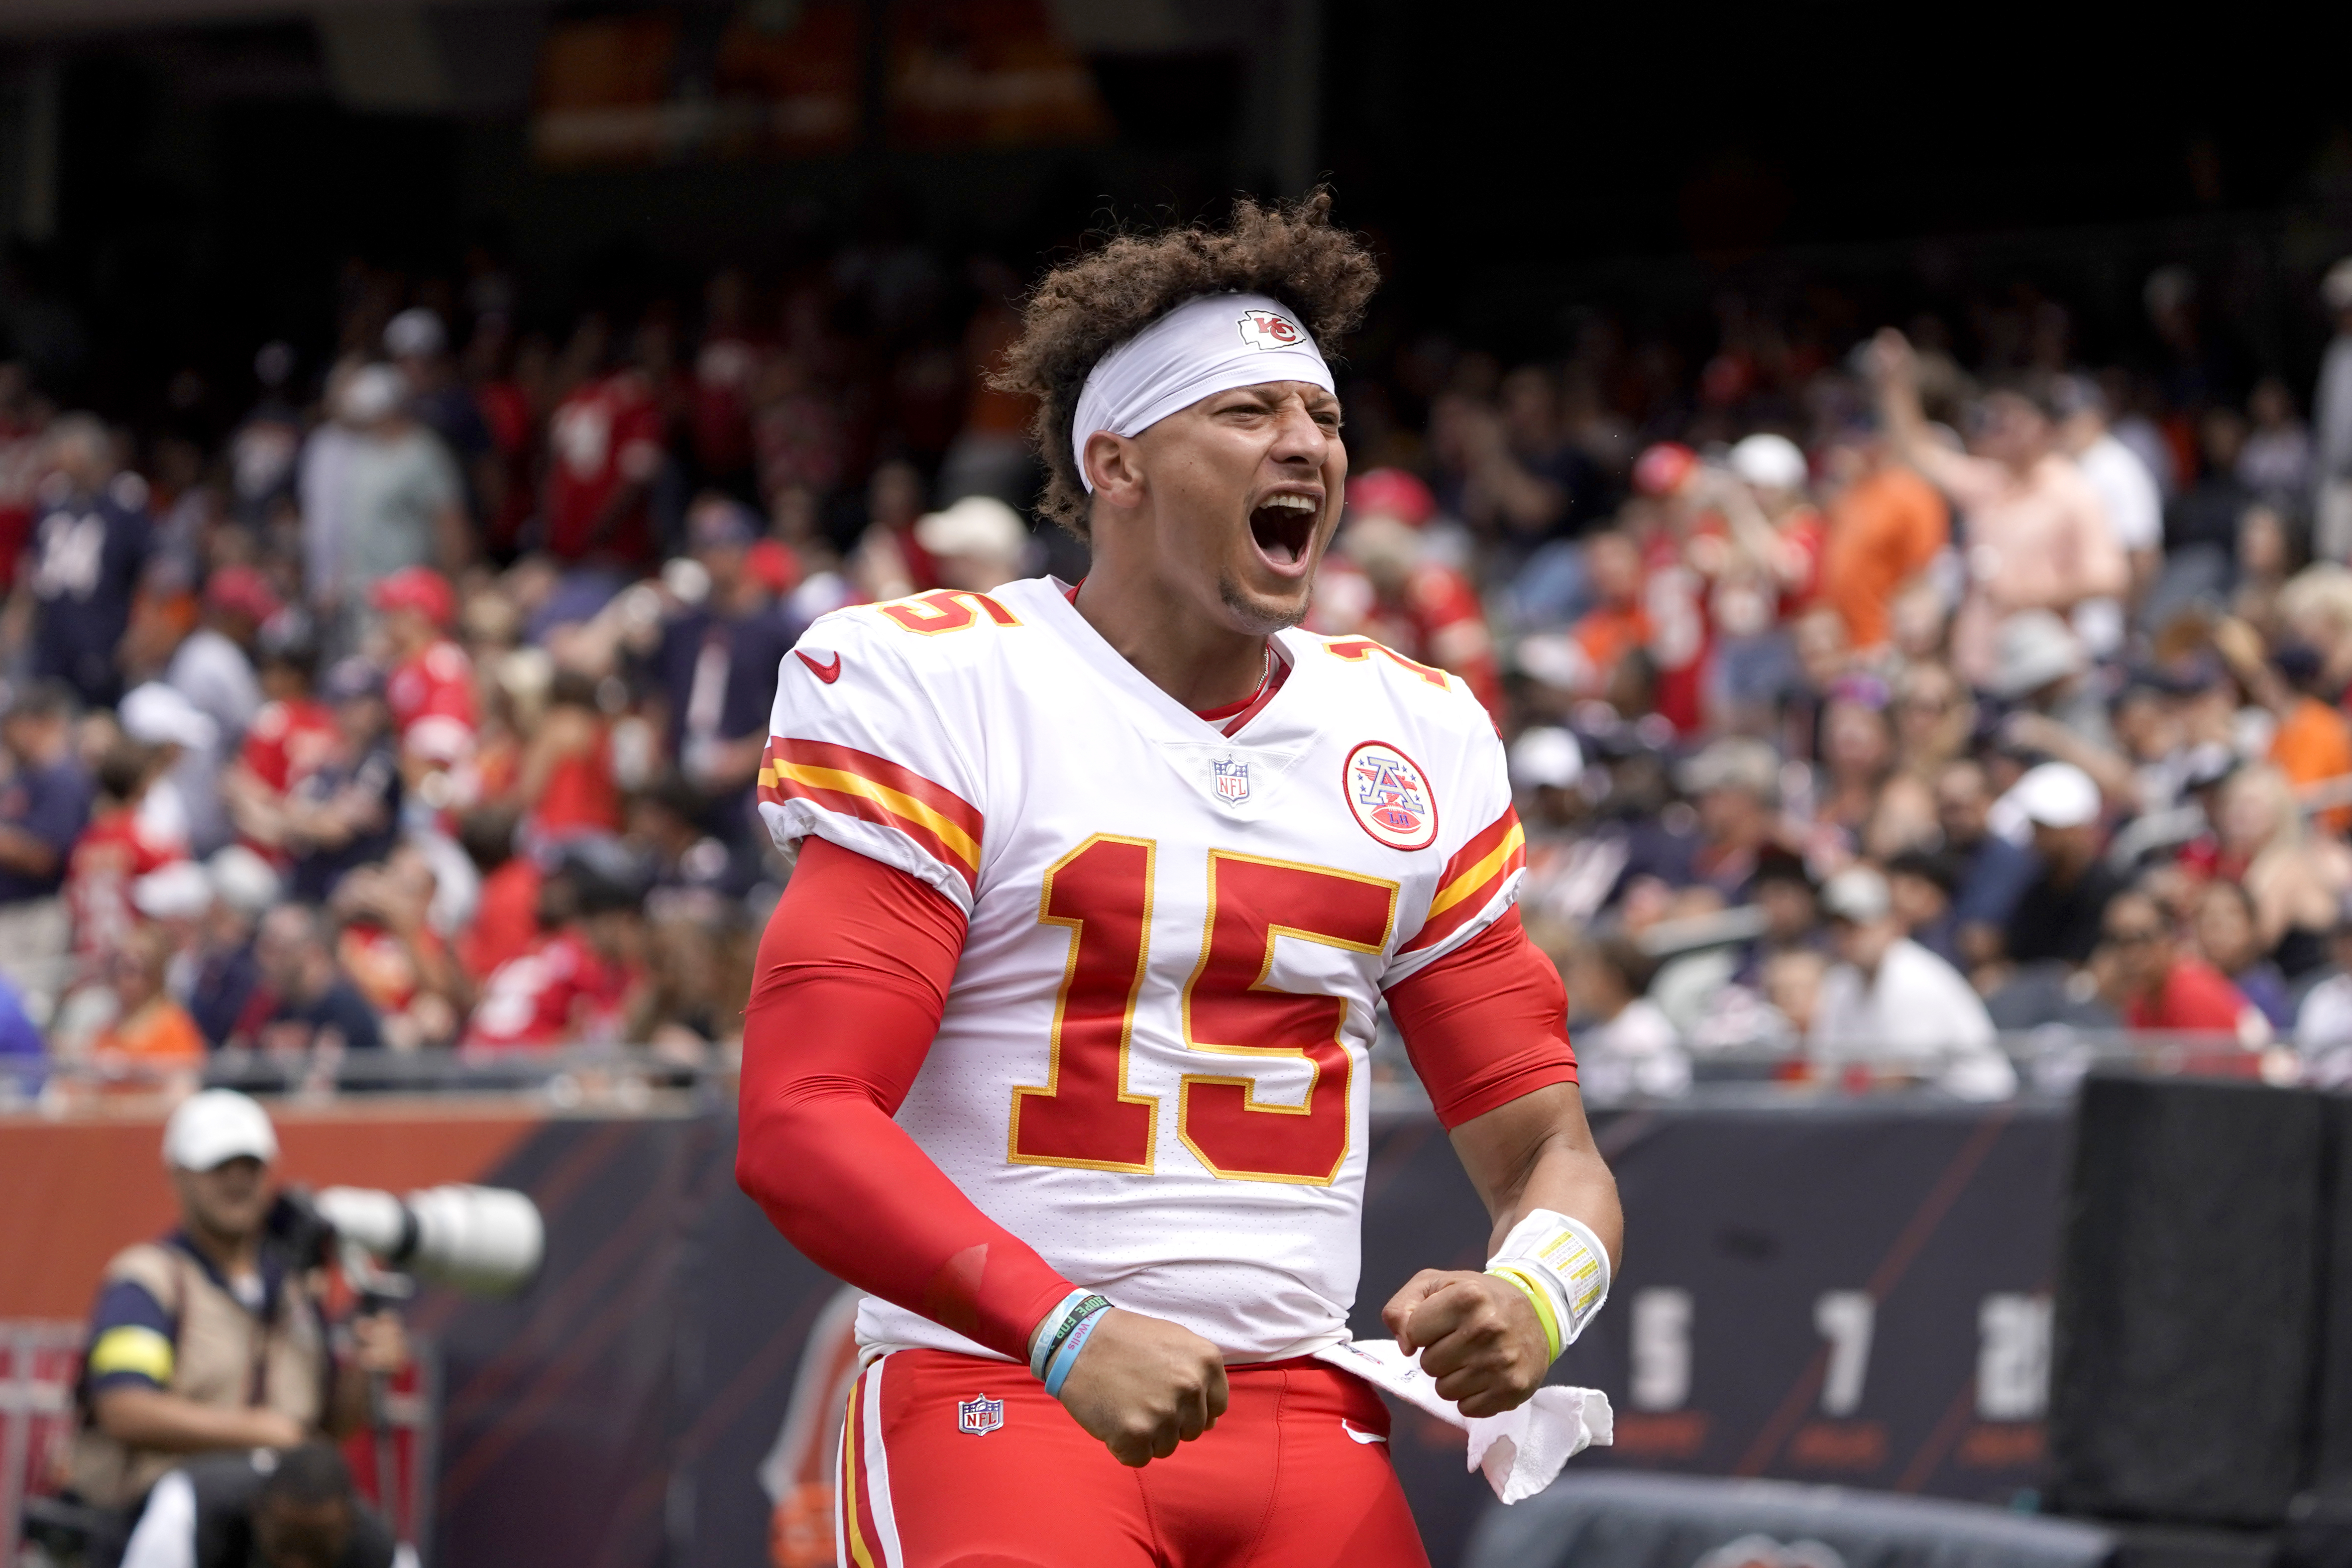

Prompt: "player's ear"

[1083,431,1144,508]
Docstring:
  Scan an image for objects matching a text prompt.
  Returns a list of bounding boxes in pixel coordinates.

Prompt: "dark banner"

[404,1097,2066,1568]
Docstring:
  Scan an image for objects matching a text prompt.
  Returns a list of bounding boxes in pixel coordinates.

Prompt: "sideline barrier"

[3,1092,2068,1566]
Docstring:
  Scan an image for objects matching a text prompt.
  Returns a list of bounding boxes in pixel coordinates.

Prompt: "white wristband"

[1486,1209,1612,1352]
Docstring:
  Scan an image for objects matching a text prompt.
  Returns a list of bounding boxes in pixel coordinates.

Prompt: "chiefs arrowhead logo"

[1236,307,1304,350]
[795,649,842,684]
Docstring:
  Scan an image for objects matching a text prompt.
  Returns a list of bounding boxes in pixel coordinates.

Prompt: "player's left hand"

[1381,1270,1550,1418]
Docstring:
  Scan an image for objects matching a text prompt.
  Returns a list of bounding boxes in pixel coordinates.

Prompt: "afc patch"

[1344,740,1439,851]
[1210,755,1250,806]
[957,1394,1005,1436]
[1236,307,1305,351]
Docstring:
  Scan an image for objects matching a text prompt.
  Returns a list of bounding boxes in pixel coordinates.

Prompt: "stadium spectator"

[545,323,666,566]
[463,844,649,1052]
[1868,331,2126,689]
[2002,762,2126,967]
[913,494,1031,593]
[1813,425,1947,655]
[84,922,207,1089]
[1809,866,2015,1100]
[19,414,153,708]
[2096,887,2265,1039]
[277,660,402,903]
[0,677,93,1013]
[1557,931,1690,1100]
[243,902,383,1055]
[326,364,467,621]
[2192,878,2297,1031]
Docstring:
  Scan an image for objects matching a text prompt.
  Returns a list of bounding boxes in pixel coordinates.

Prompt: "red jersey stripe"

[1399,807,1528,955]
[765,737,984,841]
[761,773,982,892]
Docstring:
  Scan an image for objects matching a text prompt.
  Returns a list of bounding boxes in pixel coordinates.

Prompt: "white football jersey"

[759,576,1529,1362]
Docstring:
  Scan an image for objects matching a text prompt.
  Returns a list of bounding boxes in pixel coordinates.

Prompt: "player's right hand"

[1052,1308,1229,1467]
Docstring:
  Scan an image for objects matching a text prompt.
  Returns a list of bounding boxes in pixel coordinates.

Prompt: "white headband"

[1071,293,1333,492]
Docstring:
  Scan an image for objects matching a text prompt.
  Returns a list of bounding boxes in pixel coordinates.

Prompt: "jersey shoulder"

[790,583,1045,688]
[1294,628,1497,752]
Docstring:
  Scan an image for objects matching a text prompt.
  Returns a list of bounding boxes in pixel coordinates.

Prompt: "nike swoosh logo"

[1340,1419,1386,1445]
[795,650,842,684]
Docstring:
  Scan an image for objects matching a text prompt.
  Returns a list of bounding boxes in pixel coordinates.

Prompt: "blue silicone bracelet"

[1042,1305,1109,1398]
[1028,1289,1095,1380]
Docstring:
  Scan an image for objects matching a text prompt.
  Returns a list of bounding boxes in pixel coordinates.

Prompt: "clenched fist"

[1052,1308,1230,1466]
[1382,1270,1551,1418]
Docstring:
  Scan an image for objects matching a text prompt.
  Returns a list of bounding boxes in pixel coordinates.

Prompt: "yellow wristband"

[1486,1264,1564,1361]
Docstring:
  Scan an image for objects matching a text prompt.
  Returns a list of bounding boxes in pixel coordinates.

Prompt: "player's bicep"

[1386,909,1577,1129]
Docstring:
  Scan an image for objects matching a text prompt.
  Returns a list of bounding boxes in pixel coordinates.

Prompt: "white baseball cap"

[1821,865,1892,923]
[1729,433,1808,492]
[2011,761,2102,829]
[162,1090,279,1171]
[1508,726,1584,791]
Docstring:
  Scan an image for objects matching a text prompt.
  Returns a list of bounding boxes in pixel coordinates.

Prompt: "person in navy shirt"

[22,415,154,709]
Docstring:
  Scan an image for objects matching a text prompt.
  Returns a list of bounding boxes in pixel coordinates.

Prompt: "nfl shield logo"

[1210,756,1250,806]
[957,1395,1004,1437]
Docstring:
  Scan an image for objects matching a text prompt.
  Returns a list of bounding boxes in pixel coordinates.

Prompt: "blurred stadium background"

[4,2,2352,1566]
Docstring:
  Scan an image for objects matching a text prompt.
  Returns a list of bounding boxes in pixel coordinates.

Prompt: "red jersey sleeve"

[1384,907,1578,1129]
[736,836,1076,1362]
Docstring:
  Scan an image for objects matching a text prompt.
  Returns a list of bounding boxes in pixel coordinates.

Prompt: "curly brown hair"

[991,189,1380,538]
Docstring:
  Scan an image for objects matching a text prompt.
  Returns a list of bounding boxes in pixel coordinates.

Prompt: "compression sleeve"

[736,836,1077,1362]
[1385,907,1578,1129]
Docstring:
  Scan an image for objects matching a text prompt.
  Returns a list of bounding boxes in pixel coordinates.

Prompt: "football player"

[737,192,1622,1565]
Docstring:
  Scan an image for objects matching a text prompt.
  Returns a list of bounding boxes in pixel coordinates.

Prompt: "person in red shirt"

[372,565,476,780]
[544,332,668,567]
[2101,889,2263,1038]
[462,844,648,1052]
[517,670,622,846]
[1310,468,1506,720]
[456,807,540,982]
[65,738,188,974]
[224,625,339,868]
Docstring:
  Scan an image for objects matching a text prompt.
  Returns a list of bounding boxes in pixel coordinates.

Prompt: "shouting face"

[1086,379,1346,635]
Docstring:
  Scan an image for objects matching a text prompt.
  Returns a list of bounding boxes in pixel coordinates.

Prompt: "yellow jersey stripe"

[1427,822,1527,920]
[767,761,983,871]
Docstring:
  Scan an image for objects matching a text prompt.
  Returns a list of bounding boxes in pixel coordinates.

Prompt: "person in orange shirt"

[88,923,205,1091]
[2214,616,2352,831]
[1813,426,1950,654]
[1566,530,1654,694]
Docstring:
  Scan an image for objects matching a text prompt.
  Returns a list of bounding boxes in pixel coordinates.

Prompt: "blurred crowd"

[3,229,2352,1104]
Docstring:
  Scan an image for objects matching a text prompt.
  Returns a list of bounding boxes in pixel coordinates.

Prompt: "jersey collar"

[1009,576,1322,748]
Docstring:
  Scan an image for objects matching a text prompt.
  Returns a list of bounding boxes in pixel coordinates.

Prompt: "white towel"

[1310,1338,1613,1504]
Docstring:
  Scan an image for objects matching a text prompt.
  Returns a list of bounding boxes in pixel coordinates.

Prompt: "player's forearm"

[1448,1083,1623,1270]
[738,847,1078,1363]
[736,1056,1075,1362]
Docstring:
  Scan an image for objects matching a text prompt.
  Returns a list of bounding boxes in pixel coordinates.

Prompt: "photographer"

[65,1092,407,1558]
[120,1444,394,1568]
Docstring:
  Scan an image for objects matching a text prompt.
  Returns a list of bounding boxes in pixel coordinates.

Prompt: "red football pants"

[836,1349,1431,1568]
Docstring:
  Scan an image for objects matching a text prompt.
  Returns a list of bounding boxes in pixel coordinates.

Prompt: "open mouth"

[1249,493,1320,569]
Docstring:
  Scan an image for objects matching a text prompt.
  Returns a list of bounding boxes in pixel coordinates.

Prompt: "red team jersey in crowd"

[240,697,339,794]
[66,806,187,963]
[462,930,628,1051]
[386,640,477,766]
[546,371,666,564]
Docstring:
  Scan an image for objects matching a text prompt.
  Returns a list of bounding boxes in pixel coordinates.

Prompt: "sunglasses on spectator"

[2105,925,2164,946]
